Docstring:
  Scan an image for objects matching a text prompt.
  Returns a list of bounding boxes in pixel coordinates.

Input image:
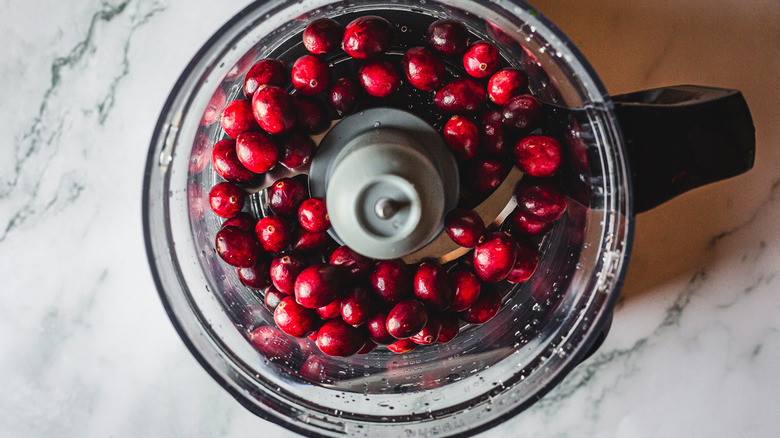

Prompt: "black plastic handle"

[613,85,756,214]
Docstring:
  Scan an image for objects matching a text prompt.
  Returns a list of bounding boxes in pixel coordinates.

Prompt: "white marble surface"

[2,0,779,436]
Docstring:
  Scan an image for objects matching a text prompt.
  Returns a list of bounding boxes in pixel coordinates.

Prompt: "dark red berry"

[473,231,518,282]
[437,312,460,343]
[358,60,401,98]
[264,285,286,311]
[366,312,395,344]
[410,314,442,345]
[506,237,539,283]
[211,139,255,184]
[221,212,257,232]
[317,299,342,320]
[298,197,330,232]
[369,259,411,305]
[268,177,308,216]
[303,18,343,54]
[256,215,292,253]
[316,319,368,357]
[300,354,332,383]
[402,47,445,91]
[201,87,226,126]
[328,77,362,117]
[209,182,245,218]
[443,115,479,160]
[426,19,469,56]
[463,41,500,79]
[516,181,567,222]
[340,286,374,327]
[357,339,377,354]
[294,264,342,309]
[413,262,452,311]
[292,95,330,134]
[444,209,485,248]
[243,59,286,97]
[502,94,542,130]
[513,135,562,177]
[247,325,299,360]
[190,130,210,174]
[510,207,554,236]
[270,254,308,294]
[291,55,330,96]
[435,78,485,114]
[467,157,509,193]
[386,299,428,339]
[235,131,279,174]
[450,268,481,312]
[277,131,315,169]
[215,226,259,268]
[387,338,417,353]
[479,109,507,155]
[488,68,528,106]
[329,245,373,283]
[252,85,296,135]
[275,296,318,337]
[221,99,259,139]
[342,16,392,60]
[237,257,272,289]
[292,228,329,254]
[460,286,501,324]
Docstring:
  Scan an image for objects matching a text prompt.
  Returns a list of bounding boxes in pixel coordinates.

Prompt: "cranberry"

[387,338,417,354]
[307,329,320,342]
[243,59,286,97]
[291,55,330,96]
[188,181,208,222]
[298,197,330,232]
[358,60,401,98]
[502,94,542,130]
[435,78,485,114]
[340,286,374,327]
[402,47,445,91]
[463,41,500,79]
[513,135,563,178]
[275,296,318,337]
[467,157,509,193]
[426,19,469,56]
[220,99,259,139]
[450,268,481,312]
[270,254,308,294]
[459,286,501,324]
[369,259,411,305]
[211,139,255,184]
[252,85,296,135]
[201,87,226,126]
[292,228,329,253]
[488,68,528,106]
[256,215,292,253]
[506,236,539,283]
[509,207,554,236]
[443,115,479,160]
[222,213,258,235]
[357,339,377,354]
[316,319,368,357]
[479,109,507,155]
[444,209,484,248]
[277,131,315,169]
[328,77,362,117]
[317,299,342,320]
[268,177,308,217]
[413,263,452,311]
[342,16,392,60]
[235,131,279,174]
[437,312,460,343]
[190,131,210,174]
[292,95,330,134]
[215,226,259,268]
[294,264,342,309]
[330,245,373,283]
[237,257,272,289]
[264,285,286,311]
[226,47,259,82]
[473,231,518,282]
[247,325,299,360]
[516,181,567,222]
[209,182,245,218]
[366,312,395,344]
[386,299,428,339]
[410,314,442,345]
[300,354,333,383]
[303,18,343,54]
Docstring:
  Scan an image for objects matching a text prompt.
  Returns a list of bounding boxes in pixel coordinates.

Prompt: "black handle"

[613,85,755,214]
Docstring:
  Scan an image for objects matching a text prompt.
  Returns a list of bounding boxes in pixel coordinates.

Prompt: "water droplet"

[373,121,381,127]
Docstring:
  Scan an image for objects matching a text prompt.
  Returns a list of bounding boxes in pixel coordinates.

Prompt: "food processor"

[142,0,755,436]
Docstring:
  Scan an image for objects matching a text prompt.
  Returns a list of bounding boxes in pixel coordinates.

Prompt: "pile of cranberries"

[198,15,567,360]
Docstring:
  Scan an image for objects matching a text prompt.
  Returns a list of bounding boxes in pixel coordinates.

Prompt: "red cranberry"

[291,55,330,96]
[277,131,315,169]
[444,209,484,248]
[502,94,542,130]
[252,85,296,135]
[222,212,257,233]
[235,131,279,174]
[366,311,395,344]
[426,19,469,56]
[386,299,428,339]
[443,115,479,160]
[329,245,373,283]
[292,95,330,134]
[369,260,411,305]
[437,312,460,343]
[247,325,299,360]
[264,285,286,311]
[201,87,226,126]
[467,157,509,193]
[513,135,563,177]
[292,228,329,253]
[328,77,362,117]
[270,254,308,294]
[358,60,401,98]
[402,47,445,91]
[413,263,452,311]
[506,236,539,283]
[516,181,567,222]
[479,109,507,155]
[237,257,272,289]
[357,339,377,354]
[435,78,485,114]
[243,59,286,97]
[317,299,342,320]
[450,268,481,312]
[340,286,374,327]
[410,314,442,345]
[268,177,308,217]
[190,131,210,174]
[463,41,500,79]
[211,139,255,184]
[510,207,555,236]
[387,338,417,354]
[215,226,259,268]
[220,99,260,139]
[298,197,330,232]
[316,319,368,357]
[256,215,292,253]
[303,18,343,55]
[459,286,501,324]
[275,296,318,337]
[342,16,392,60]
[472,231,518,282]
[209,182,245,218]
[488,68,528,106]
[294,264,342,309]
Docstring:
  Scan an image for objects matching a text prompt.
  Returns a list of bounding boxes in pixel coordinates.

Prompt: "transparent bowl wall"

[143,0,632,436]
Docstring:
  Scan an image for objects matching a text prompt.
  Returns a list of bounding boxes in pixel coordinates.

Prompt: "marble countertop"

[2,0,778,436]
